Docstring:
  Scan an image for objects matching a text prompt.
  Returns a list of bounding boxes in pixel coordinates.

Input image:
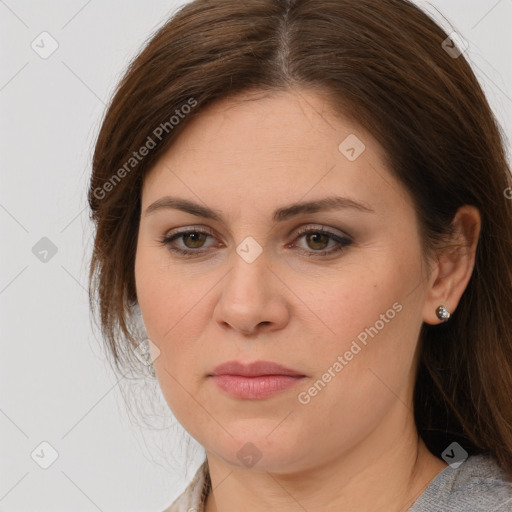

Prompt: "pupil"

[308,233,328,250]
[185,233,204,248]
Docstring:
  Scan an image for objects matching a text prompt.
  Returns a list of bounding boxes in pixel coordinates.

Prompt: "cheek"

[294,249,424,406]
[135,241,196,338]
[307,255,417,351]
[134,244,217,380]
[135,248,209,426]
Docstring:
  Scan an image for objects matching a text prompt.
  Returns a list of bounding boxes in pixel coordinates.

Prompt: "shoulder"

[161,460,209,512]
[408,453,512,512]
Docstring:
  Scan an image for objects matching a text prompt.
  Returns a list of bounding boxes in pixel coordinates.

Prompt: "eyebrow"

[144,195,375,222]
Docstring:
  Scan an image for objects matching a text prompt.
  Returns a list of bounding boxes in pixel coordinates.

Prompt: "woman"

[88,0,512,510]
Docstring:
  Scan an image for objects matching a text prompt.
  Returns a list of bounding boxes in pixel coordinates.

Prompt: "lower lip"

[209,375,305,399]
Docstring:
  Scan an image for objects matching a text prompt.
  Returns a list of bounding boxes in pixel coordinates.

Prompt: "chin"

[201,422,312,473]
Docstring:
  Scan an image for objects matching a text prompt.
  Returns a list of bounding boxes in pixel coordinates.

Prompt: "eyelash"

[157,226,353,258]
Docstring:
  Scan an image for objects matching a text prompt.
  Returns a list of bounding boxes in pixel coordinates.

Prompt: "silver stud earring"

[436,305,451,322]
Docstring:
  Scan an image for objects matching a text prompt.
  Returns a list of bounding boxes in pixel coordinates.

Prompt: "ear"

[422,205,481,325]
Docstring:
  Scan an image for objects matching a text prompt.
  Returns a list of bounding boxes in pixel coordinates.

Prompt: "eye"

[157,228,218,255]
[289,226,353,257]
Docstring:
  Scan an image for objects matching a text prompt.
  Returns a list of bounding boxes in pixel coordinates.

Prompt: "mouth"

[207,360,306,400]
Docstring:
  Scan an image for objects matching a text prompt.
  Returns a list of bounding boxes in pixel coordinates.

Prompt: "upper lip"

[209,360,305,377]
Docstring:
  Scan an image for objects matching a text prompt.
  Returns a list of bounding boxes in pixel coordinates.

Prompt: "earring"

[436,305,451,322]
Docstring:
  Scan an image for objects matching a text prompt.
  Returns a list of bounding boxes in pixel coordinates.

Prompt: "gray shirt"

[408,454,512,511]
[163,454,512,511]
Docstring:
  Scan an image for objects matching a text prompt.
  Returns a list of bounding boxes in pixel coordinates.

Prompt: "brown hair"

[88,0,512,478]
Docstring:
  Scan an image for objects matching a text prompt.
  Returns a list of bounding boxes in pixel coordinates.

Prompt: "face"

[134,88,434,473]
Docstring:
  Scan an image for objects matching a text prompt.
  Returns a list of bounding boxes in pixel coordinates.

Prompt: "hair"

[88,0,512,479]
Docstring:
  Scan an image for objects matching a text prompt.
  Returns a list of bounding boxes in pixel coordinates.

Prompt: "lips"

[209,360,305,378]
[208,360,306,399]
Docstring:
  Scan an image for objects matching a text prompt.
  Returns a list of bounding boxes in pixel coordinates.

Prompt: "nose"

[212,248,290,336]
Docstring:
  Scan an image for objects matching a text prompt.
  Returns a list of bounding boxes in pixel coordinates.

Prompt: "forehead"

[157,88,367,158]
[141,88,411,220]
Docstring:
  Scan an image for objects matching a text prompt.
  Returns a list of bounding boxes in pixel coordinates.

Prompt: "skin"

[134,88,481,512]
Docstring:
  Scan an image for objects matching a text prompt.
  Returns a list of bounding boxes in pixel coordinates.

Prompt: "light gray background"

[1,1,511,510]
